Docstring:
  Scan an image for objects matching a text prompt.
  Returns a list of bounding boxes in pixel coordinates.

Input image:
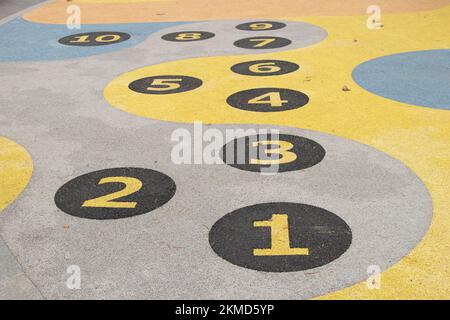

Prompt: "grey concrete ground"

[0,8,432,299]
[0,0,46,20]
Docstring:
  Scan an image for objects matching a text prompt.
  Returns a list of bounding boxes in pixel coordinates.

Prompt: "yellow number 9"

[249,23,273,30]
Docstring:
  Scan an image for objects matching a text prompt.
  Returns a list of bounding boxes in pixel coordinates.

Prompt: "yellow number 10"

[70,34,121,43]
[253,214,309,256]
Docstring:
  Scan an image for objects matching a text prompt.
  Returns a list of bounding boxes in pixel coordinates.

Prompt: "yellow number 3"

[251,140,297,165]
[82,177,143,209]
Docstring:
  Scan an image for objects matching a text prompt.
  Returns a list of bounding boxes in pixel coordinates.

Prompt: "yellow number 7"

[249,38,276,48]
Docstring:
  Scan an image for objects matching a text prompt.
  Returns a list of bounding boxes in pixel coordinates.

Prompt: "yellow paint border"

[104,6,450,299]
[0,137,33,213]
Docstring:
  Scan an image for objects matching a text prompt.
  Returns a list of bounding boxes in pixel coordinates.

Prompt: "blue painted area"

[353,50,450,110]
[0,18,185,61]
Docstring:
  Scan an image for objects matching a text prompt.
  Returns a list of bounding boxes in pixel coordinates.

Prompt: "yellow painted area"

[0,137,33,213]
[76,0,172,3]
[104,6,450,298]
[23,0,450,24]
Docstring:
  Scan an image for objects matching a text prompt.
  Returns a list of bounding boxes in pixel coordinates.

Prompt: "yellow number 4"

[253,214,309,256]
[248,92,288,107]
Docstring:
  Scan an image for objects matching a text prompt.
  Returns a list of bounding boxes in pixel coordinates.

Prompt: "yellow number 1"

[253,214,309,256]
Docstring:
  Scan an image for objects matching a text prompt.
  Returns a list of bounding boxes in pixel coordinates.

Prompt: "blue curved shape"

[353,50,450,110]
[0,18,185,61]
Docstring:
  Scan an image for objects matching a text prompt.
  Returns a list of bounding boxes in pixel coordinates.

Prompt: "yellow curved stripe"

[23,0,450,24]
[0,137,33,213]
[104,6,450,298]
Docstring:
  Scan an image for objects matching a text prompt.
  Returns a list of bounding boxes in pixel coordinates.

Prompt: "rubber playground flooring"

[0,0,449,299]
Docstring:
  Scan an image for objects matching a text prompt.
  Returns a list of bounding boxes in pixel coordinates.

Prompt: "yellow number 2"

[253,214,309,256]
[82,176,143,209]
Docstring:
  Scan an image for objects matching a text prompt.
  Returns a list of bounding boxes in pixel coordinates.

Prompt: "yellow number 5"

[82,177,143,209]
[147,78,182,91]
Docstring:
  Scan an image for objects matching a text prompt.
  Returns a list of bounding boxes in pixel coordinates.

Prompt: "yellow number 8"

[175,33,202,41]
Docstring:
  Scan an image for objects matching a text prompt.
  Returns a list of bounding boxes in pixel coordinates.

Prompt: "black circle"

[231,60,299,76]
[58,32,130,46]
[55,168,176,220]
[161,31,215,42]
[236,21,287,31]
[234,36,291,49]
[128,75,203,95]
[209,202,352,272]
[227,88,309,112]
[221,134,325,173]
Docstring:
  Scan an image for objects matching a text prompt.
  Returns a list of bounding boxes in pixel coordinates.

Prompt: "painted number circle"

[227,88,309,112]
[129,75,203,95]
[58,32,131,46]
[221,134,325,173]
[161,31,215,42]
[231,60,299,76]
[209,202,352,272]
[234,36,291,49]
[55,168,176,220]
[236,21,287,31]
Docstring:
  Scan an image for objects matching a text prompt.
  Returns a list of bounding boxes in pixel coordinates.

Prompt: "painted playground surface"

[0,0,449,299]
